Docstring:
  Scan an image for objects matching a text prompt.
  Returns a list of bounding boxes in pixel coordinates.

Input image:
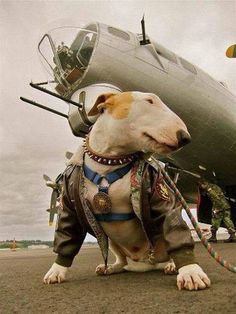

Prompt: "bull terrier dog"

[44,91,210,291]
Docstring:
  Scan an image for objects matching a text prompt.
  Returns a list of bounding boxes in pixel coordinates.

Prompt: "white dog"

[44,91,210,291]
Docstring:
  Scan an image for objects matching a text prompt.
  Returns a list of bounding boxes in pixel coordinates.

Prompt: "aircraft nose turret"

[176,130,191,147]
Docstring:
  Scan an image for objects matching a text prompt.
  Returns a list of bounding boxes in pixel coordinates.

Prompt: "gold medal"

[93,192,112,213]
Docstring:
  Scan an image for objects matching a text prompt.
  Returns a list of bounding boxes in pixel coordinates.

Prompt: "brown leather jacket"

[54,160,196,269]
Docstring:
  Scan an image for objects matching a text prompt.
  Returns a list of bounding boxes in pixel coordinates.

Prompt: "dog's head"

[88,91,191,155]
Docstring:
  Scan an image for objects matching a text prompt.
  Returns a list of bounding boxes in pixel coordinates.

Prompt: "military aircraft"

[20,19,236,226]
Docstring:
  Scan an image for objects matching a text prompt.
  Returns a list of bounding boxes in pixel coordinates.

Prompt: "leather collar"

[83,135,140,165]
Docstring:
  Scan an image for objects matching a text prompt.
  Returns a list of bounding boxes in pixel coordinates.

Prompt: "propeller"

[43,174,58,189]
[43,174,61,226]
[47,188,60,226]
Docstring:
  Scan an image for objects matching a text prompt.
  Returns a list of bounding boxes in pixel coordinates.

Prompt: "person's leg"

[208,209,222,242]
[223,209,236,243]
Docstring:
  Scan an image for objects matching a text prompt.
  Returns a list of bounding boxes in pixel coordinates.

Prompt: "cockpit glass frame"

[38,33,66,86]
[37,26,98,94]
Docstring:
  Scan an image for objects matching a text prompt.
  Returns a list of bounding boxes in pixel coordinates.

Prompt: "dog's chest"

[84,171,132,213]
[83,169,149,251]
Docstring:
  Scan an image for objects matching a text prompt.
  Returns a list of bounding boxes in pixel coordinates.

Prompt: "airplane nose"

[176,130,191,147]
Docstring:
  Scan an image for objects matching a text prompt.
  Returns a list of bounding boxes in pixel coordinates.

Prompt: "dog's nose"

[176,130,191,147]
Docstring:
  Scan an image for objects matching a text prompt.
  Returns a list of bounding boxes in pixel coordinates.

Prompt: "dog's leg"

[177,264,211,290]
[96,241,127,275]
[163,259,177,274]
[43,263,68,284]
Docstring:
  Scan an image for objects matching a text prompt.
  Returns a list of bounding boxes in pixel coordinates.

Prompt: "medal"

[93,191,112,213]
[83,160,134,215]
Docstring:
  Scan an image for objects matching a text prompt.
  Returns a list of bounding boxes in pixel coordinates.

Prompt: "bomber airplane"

[21,19,236,226]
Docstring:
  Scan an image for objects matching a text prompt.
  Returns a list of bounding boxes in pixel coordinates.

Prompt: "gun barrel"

[20,97,68,119]
[30,82,82,108]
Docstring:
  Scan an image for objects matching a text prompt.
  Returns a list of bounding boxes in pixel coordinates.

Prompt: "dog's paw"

[95,263,125,275]
[164,260,177,275]
[177,264,211,291]
[43,263,68,284]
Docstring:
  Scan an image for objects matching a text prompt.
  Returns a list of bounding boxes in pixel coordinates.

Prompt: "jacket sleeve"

[53,169,87,267]
[148,166,196,269]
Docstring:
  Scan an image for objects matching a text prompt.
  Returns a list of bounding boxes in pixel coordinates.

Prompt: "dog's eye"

[146,98,154,104]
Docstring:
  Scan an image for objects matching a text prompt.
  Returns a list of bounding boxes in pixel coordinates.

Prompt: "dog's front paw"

[95,263,125,275]
[164,260,177,275]
[43,263,68,284]
[177,264,211,291]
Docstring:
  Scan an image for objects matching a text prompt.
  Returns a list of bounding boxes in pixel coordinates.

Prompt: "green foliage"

[0,240,53,249]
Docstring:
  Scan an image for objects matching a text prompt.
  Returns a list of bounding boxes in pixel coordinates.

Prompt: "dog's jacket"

[53,158,196,269]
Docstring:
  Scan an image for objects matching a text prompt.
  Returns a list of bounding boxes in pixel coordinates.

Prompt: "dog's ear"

[88,93,116,116]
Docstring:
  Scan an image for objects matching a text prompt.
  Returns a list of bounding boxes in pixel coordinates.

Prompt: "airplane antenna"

[140,15,150,45]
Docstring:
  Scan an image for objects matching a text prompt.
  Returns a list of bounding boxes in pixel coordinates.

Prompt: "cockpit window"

[73,33,95,68]
[107,27,130,41]
[179,57,197,74]
[153,42,177,64]
[38,25,98,95]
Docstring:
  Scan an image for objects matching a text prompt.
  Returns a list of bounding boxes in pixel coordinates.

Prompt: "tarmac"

[0,243,236,314]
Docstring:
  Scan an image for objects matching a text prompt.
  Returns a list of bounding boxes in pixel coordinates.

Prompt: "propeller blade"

[49,210,55,226]
[43,174,52,182]
[50,190,58,210]
[65,151,73,160]
[47,206,59,214]
[46,181,58,189]
[48,205,60,226]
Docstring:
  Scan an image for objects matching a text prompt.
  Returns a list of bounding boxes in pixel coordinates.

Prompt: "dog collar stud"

[83,136,140,165]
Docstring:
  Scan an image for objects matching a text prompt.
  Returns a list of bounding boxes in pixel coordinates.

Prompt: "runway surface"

[0,243,236,314]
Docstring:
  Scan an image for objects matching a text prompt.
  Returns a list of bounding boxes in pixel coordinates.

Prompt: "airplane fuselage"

[37,22,236,197]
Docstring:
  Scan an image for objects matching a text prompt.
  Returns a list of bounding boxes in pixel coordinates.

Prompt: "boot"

[208,229,217,243]
[224,232,236,243]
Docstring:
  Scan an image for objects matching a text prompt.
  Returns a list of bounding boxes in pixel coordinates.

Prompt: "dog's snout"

[176,130,191,147]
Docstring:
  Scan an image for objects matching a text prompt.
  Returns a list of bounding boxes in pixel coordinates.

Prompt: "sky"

[0,0,235,241]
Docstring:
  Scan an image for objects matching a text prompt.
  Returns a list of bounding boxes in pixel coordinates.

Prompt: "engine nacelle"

[68,83,122,137]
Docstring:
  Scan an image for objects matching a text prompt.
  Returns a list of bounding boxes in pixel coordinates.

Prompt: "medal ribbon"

[83,162,134,186]
[83,162,134,214]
